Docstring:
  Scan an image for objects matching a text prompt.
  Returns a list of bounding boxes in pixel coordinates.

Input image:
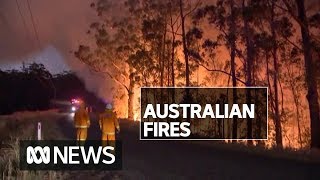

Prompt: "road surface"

[54,113,320,180]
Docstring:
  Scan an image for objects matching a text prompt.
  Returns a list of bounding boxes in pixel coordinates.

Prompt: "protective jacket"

[99,109,119,135]
[74,106,90,128]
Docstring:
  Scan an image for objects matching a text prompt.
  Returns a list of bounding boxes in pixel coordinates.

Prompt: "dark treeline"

[0,63,103,115]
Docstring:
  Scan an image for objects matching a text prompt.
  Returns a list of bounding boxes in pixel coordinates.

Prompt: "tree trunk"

[230,0,238,139]
[171,34,176,102]
[171,34,175,88]
[160,49,164,87]
[243,0,253,141]
[127,68,135,120]
[160,34,166,88]
[179,0,190,87]
[290,81,303,148]
[170,10,176,103]
[272,47,282,147]
[296,0,320,149]
[270,4,283,147]
[162,18,167,87]
[128,90,134,120]
[179,0,191,124]
[160,21,166,109]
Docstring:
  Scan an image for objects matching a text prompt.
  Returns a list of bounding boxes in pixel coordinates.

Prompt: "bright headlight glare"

[71,106,76,111]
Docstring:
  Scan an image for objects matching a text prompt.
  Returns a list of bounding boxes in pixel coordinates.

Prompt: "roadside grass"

[0,110,123,179]
[0,110,67,179]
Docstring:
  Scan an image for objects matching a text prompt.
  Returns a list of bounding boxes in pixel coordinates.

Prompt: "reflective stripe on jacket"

[103,132,115,135]
[75,125,89,128]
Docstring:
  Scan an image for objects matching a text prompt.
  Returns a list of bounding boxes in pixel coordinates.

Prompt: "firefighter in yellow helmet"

[73,100,90,144]
[99,103,120,147]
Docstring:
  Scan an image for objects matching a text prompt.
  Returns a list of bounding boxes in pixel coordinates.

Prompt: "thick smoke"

[0,0,114,101]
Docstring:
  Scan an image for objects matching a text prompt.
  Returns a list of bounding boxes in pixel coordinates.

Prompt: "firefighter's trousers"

[76,128,88,145]
[102,132,116,150]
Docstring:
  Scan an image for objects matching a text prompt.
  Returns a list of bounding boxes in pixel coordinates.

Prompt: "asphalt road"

[56,113,320,180]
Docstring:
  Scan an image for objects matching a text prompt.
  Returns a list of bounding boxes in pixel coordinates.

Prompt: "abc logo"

[26,146,50,164]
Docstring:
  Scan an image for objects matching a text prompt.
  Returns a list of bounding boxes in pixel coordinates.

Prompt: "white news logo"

[27,146,50,164]
[26,146,115,165]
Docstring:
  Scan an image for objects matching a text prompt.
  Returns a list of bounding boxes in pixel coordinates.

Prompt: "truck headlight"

[71,106,76,112]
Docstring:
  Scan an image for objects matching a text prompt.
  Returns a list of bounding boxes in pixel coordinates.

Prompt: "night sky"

[0,0,94,72]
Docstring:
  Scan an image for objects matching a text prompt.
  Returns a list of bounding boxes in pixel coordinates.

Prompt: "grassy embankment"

[0,110,66,179]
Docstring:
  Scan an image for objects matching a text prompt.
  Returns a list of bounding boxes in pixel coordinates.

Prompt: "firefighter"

[99,103,120,147]
[74,100,90,144]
